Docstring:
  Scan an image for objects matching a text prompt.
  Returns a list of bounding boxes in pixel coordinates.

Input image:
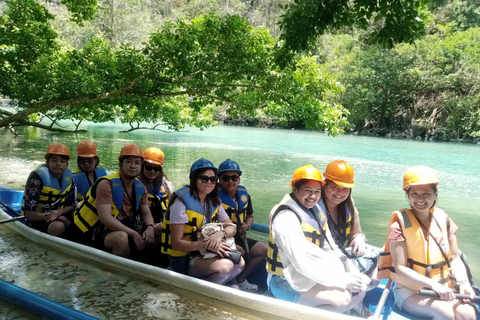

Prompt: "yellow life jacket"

[160,185,219,257]
[72,167,107,202]
[266,194,328,276]
[377,208,452,291]
[219,185,249,224]
[318,199,352,247]
[144,175,170,223]
[21,164,73,215]
[73,172,145,240]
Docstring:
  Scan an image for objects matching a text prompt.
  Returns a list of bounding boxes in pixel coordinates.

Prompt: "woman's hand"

[350,234,366,256]
[431,282,455,301]
[458,282,475,304]
[345,273,369,293]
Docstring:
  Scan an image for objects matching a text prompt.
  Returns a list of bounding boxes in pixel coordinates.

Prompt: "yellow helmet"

[323,160,355,188]
[290,165,324,187]
[144,147,165,165]
[403,165,439,191]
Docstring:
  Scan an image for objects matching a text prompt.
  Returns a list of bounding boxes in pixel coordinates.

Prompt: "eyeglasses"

[198,175,217,184]
[145,164,162,172]
[124,159,142,167]
[221,174,239,182]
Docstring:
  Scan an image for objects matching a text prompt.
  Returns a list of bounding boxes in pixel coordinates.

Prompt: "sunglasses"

[198,175,217,184]
[220,174,239,182]
[145,164,162,172]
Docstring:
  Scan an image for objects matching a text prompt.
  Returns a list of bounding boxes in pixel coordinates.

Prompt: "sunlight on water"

[1,122,480,317]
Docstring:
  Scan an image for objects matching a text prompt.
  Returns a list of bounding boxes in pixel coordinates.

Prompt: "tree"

[0,0,348,135]
[277,0,429,65]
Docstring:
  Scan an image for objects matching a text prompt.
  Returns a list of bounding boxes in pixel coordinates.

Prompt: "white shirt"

[268,194,348,292]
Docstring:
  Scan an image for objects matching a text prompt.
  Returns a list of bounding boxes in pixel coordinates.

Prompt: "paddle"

[373,278,393,320]
[419,289,480,302]
[0,216,26,224]
[0,199,22,217]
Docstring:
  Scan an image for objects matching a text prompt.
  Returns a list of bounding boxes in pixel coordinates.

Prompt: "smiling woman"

[160,158,244,284]
[266,165,371,316]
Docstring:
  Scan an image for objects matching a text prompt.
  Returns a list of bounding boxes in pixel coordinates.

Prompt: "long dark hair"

[138,162,164,189]
[189,168,220,207]
[321,179,355,241]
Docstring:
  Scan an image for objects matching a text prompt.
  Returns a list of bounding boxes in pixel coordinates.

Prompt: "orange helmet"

[45,143,70,160]
[119,144,144,160]
[403,165,439,191]
[76,141,98,157]
[323,160,355,188]
[144,147,165,165]
[290,165,324,187]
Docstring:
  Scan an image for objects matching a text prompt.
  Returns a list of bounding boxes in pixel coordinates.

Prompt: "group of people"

[22,141,265,291]
[21,141,478,319]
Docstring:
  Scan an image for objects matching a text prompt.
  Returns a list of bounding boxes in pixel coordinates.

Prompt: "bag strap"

[414,213,451,269]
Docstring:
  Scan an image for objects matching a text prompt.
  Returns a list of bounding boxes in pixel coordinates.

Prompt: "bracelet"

[222,230,227,240]
[456,279,469,286]
[146,224,154,229]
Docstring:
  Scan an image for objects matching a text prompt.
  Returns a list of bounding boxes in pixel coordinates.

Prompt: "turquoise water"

[0,123,479,316]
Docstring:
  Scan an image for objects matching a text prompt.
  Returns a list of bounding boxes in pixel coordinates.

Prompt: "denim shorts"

[393,282,415,310]
[268,275,300,303]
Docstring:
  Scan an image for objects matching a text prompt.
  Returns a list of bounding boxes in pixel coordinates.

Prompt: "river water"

[0,123,479,318]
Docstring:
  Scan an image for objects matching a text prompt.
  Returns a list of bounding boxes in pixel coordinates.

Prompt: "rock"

[412,124,427,138]
[360,128,377,136]
[374,128,389,136]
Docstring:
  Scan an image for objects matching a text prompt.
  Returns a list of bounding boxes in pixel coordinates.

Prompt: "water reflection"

[0,226,256,319]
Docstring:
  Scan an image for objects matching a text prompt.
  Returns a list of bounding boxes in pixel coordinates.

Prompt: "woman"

[73,141,107,203]
[217,159,268,292]
[266,165,370,313]
[138,147,173,239]
[378,165,477,320]
[319,160,367,257]
[160,158,245,284]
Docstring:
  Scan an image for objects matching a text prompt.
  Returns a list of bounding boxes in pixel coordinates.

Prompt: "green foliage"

[321,27,480,139]
[278,0,428,65]
[0,5,347,135]
[58,0,98,23]
[0,0,57,98]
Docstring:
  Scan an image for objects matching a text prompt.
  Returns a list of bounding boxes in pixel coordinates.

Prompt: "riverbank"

[219,117,480,144]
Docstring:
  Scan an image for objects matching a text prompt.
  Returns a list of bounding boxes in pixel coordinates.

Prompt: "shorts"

[28,221,51,234]
[393,282,415,310]
[169,256,190,275]
[268,275,300,303]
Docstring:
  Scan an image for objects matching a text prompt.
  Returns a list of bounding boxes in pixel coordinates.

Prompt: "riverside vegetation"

[1,0,479,142]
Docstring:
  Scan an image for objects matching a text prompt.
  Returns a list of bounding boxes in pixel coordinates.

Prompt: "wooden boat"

[0,186,420,320]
